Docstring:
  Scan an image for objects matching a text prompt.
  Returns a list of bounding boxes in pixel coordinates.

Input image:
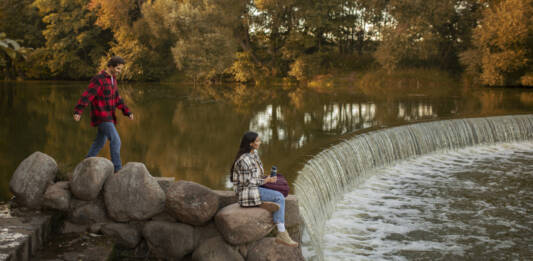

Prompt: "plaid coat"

[232,152,266,207]
[74,70,131,126]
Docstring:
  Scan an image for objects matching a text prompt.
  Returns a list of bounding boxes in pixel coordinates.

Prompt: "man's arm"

[73,77,100,121]
[115,90,133,119]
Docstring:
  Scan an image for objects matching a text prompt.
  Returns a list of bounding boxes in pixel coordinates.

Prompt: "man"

[73,56,134,173]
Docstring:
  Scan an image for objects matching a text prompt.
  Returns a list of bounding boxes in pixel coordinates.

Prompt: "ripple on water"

[323,142,533,261]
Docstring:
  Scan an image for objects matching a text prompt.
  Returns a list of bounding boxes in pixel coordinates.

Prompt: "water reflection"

[1,81,532,201]
[398,102,437,121]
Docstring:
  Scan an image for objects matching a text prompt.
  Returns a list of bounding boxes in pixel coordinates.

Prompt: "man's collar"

[100,70,113,78]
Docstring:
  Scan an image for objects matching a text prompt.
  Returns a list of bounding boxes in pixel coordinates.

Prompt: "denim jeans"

[86,122,122,172]
[259,187,285,224]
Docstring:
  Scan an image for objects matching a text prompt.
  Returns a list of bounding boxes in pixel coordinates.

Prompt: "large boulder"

[101,223,141,249]
[193,222,220,249]
[192,236,244,261]
[142,221,194,260]
[214,203,274,245]
[70,199,111,225]
[247,237,304,261]
[103,163,165,222]
[213,190,238,210]
[43,181,71,211]
[151,211,176,222]
[166,181,219,226]
[9,151,58,208]
[155,177,174,194]
[70,157,113,201]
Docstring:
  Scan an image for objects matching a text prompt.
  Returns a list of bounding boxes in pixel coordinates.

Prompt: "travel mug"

[270,166,277,177]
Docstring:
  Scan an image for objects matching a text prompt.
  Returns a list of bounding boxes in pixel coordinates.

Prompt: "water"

[323,142,533,260]
[295,115,533,260]
[1,80,532,201]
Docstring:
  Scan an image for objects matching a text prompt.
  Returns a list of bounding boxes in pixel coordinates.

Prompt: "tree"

[374,0,483,72]
[0,0,45,48]
[466,0,533,86]
[89,0,174,81]
[0,33,30,79]
[32,0,112,79]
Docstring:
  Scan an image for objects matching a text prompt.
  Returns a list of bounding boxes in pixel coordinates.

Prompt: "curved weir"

[294,114,533,260]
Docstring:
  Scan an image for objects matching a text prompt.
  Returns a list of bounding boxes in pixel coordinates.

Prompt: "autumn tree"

[88,0,176,81]
[0,0,45,48]
[0,33,31,79]
[32,0,112,79]
[462,0,533,86]
[374,0,483,72]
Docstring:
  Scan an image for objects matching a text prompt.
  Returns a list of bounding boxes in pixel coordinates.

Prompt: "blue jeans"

[86,122,122,172]
[259,187,285,224]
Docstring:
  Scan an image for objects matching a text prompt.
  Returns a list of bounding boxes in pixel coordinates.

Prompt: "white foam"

[322,142,533,260]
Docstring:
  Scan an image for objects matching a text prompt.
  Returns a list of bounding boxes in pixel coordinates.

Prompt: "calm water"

[322,142,533,260]
[1,80,532,200]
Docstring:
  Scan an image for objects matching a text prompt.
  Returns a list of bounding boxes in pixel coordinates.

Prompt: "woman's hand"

[265,176,277,183]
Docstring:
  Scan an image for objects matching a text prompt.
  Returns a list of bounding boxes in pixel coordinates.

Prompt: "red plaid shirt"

[74,70,131,126]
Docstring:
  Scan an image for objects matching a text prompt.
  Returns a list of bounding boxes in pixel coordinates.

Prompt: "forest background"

[0,0,532,87]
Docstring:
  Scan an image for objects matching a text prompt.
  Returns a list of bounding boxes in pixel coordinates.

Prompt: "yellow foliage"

[473,0,533,86]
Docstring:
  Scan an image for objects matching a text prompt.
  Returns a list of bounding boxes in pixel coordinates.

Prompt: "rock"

[89,223,105,234]
[285,195,301,228]
[214,203,274,245]
[237,244,248,259]
[101,223,141,249]
[70,199,110,225]
[155,177,175,194]
[193,222,220,249]
[103,162,166,222]
[9,151,58,208]
[70,157,114,201]
[166,181,219,226]
[151,211,176,222]
[142,221,194,260]
[61,221,87,234]
[247,237,304,261]
[192,236,244,261]
[43,181,71,211]
[213,190,238,209]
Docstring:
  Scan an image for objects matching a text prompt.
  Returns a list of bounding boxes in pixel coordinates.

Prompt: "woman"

[230,131,298,247]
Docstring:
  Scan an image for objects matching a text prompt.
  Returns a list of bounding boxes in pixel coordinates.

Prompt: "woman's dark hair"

[107,56,125,67]
[230,131,258,181]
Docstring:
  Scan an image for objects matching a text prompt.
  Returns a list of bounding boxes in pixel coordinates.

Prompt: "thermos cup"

[270,166,277,177]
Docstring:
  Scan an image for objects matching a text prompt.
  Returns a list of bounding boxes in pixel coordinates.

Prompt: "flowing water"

[295,115,533,260]
[323,142,533,260]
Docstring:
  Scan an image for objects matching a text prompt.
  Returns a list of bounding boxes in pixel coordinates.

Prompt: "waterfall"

[294,114,533,260]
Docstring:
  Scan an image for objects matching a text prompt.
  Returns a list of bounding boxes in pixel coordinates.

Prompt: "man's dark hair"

[107,56,125,67]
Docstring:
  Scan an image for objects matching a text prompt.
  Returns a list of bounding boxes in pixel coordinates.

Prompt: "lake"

[1,78,532,201]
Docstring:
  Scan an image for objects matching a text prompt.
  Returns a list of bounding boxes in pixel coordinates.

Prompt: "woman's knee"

[273,191,284,203]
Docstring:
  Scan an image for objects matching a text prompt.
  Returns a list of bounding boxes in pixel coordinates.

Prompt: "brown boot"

[276,231,298,247]
[258,202,280,213]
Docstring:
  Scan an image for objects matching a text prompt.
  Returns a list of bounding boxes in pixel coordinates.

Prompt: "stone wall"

[8,152,304,261]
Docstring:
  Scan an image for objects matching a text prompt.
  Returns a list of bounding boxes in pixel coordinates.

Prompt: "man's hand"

[73,114,81,122]
[129,114,134,120]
